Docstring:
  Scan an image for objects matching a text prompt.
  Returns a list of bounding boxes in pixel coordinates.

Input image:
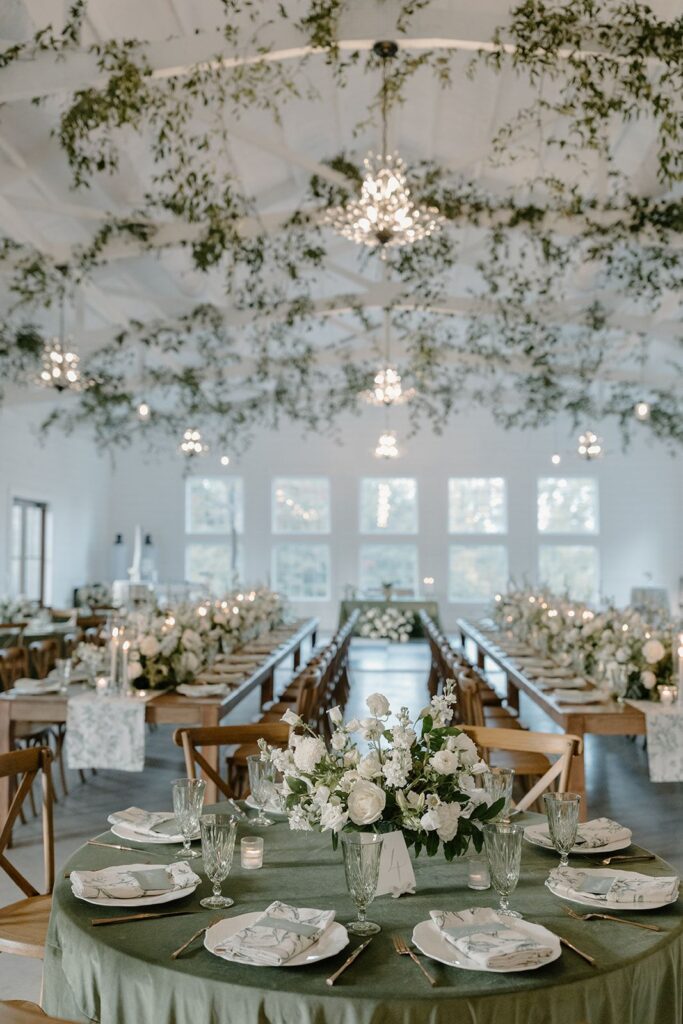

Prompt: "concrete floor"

[1,638,681,1003]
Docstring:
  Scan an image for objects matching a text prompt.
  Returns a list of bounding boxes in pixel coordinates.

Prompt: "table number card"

[375,832,416,898]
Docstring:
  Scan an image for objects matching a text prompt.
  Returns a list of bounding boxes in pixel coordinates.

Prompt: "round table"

[44,808,683,1024]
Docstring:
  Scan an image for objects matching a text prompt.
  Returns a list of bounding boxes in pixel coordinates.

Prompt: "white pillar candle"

[241,836,264,870]
[122,640,130,691]
[467,853,490,890]
[110,626,119,685]
[659,685,675,706]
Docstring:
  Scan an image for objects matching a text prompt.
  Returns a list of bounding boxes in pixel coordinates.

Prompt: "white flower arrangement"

[492,587,673,699]
[0,596,38,622]
[358,606,414,642]
[262,684,501,860]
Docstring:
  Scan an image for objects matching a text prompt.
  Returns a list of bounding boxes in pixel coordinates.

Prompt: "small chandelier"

[38,288,82,392]
[577,430,603,460]
[179,428,207,457]
[364,311,416,406]
[323,42,443,253]
[375,429,399,459]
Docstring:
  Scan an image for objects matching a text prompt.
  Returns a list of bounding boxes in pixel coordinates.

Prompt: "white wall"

[0,402,111,606]
[101,406,683,631]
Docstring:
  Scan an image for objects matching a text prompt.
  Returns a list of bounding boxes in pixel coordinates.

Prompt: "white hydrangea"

[292,735,326,773]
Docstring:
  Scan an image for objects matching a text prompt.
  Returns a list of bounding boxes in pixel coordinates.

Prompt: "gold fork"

[170,916,224,959]
[391,934,437,986]
[563,905,662,932]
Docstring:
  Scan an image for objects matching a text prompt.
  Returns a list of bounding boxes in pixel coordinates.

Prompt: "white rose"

[434,802,462,842]
[446,732,478,766]
[127,661,143,681]
[292,735,326,773]
[358,753,383,779]
[339,769,360,792]
[347,780,386,826]
[359,717,384,741]
[331,731,346,751]
[139,635,160,658]
[641,670,657,690]
[312,785,330,806]
[345,718,360,733]
[281,708,301,727]
[181,628,201,649]
[643,639,665,664]
[429,749,460,775]
[319,802,349,833]
[366,692,391,717]
[328,706,343,726]
[178,650,200,675]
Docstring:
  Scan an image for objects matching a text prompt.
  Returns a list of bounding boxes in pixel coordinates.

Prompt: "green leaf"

[285,775,308,795]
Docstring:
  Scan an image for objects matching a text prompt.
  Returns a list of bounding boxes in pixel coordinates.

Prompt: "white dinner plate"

[108,820,199,845]
[71,864,199,908]
[244,794,287,816]
[545,868,679,911]
[204,912,348,967]
[524,823,632,855]
[412,918,561,973]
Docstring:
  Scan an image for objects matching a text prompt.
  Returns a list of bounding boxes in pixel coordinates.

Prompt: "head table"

[44,808,683,1024]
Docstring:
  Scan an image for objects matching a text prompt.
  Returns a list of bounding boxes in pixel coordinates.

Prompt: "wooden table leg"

[476,644,486,670]
[506,674,520,713]
[293,644,301,669]
[200,705,220,805]
[261,669,274,707]
[0,701,12,828]
[565,717,588,821]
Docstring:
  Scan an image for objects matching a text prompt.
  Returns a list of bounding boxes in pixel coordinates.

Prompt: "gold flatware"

[563,906,662,932]
[87,840,169,858]
[170,916,223,959]
[91,910,197,927]
[391,933,437,986]
[325,938,373,986]
[558,935,596,966]
[594,854,656,866]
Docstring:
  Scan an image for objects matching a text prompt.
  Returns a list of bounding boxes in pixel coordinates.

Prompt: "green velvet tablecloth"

[44,809,683,1024]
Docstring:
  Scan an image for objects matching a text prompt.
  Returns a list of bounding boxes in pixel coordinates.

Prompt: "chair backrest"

[172,723,292,799]
[0,1000,76,1023]
[0,747,54,897]
[0,647,30,692]
[28,640,58,679]
[460,725,583,812]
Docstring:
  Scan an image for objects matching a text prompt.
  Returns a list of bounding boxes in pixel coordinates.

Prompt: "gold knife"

[559,935,597,966]
[87,840,169,858]
[91,910,197,927]
[325,938,373,986]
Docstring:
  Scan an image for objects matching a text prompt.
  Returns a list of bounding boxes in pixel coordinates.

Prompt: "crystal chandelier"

[179,428,207,456]
[365,310,415,406]
[324,42,443,253]
[577,430,603,460]
[38,290,82,392]
[375,429,399,459]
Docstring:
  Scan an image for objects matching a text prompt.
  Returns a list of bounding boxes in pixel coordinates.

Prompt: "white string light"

[179,428,207,456]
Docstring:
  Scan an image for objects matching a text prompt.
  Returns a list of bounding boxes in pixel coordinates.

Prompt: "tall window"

[11,498,48,602]
[360,478,418,534]
[448,479,508,602]
[537,477,600,600]
[359,544,418,595]
[271,477,331,600]
[184,477,244,594]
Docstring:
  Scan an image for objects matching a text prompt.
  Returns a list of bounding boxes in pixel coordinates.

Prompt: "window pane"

[186,477,244,534]
[359,479,418,534]
[185,542,243,595]
[449,545,508,602]
[272,478,330,533]
[538,478,598,534]
[359,544,418,595]
[539,545,599,602]
[24,559,42,601]
[272,543,330,600]
[24,506,43,558]
[448,478,507,533]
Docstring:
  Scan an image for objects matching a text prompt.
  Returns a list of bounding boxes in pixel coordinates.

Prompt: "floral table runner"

[66,693,148,771]
[626,700,683,782]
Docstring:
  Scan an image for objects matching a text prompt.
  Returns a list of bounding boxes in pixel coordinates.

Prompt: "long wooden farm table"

[0,617,318,823]
[455,618,646,819]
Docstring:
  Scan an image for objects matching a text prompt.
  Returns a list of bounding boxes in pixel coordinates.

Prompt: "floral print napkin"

[107,807,181,838]
[548,867,679,904]
[429,908,554,970]
[71,861,200,900]
[529,817,632,850]
[215,901,335,965]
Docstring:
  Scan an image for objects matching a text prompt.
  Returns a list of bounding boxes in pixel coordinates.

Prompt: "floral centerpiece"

[0,596,38,622]
[263,685,501,860]
[492,587,673,700]
[358,606,414,642]
[75,582,113,608]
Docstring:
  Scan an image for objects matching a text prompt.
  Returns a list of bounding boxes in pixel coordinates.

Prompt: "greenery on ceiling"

[0,0,681,453]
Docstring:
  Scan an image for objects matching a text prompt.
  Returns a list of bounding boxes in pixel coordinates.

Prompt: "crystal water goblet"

[544,792,581,868]
[247,754,276,826]
[482,767,515,821]
[172,778,205,859]
[483,822,524,918]
[199,814,237,909]
[340,832,383,935]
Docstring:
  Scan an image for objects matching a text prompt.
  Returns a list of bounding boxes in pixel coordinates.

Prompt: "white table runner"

[67,693,146,771]
[626,700,683,782]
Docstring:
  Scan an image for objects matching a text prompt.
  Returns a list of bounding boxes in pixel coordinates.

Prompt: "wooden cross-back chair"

[28,640,58,680]
[0,747,54,959]
[0,1001,78,1023]
[460,725,582,813]
[173,723,292,801]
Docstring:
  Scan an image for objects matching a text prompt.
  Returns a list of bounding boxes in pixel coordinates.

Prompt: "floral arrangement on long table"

[491,587,673,700]
[357,606,414,642]
[0,596,39,623]
[264,685,501,860]
[76,587,286,690]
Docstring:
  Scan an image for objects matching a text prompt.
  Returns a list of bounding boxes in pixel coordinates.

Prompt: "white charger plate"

[71,864,199,907]
[412,917,561,973]
[108,819,199,845]
[204,912,348,967]
[524,823,631,855]
[545,868,679,911]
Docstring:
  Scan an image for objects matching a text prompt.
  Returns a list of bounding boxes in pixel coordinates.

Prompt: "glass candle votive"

[95,676,109,696]
[241,836,264,870]
[467,852,490,891]
[658,685,676,705]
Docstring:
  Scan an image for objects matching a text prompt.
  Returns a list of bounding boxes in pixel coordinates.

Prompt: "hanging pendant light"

[577,430,603,460]
[324,41,443,253]
[37,284,82,392]
[364,309,415,406]
[374,429,399,459]
[634,400,651,421]
[179,428,207,457]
